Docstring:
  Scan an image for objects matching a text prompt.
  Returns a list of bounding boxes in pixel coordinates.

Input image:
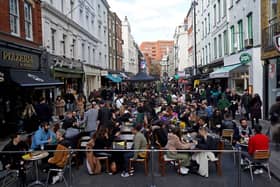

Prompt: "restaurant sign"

[0,47,39,70]
[273,34,280,52]
[239,53,252,64]
[0,72,4,82]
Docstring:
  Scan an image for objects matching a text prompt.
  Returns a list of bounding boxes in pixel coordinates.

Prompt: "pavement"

[0,119,279,187]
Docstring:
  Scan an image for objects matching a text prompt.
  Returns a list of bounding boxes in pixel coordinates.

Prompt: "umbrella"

[127,71,156,82]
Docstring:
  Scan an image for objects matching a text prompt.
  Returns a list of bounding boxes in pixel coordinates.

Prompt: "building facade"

[261,0,280,118]
[140,40,174,62]
[122,16,138,74]
[0,0,62,136]
[174,23,188,72]
[41,0,110,97]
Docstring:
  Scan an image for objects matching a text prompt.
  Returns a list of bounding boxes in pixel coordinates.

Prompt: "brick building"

[140,40,174,62]
[261,0,280,118]
[0,0,62,136]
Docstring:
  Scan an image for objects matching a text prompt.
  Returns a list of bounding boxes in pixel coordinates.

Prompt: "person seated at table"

[47,129,70,184]
[241,125,269,174]
[192,116,208,135]
[31,121,53,150]
[1,133,29,185]
[121,124,147,177]
[233,118,253,145]
[165,127,196,175]
[62,111,77,130]
[192,127,218,177]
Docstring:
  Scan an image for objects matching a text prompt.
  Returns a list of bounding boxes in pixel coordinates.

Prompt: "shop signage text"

[239,53,252,64]
[0,48,39,70]
[273,34,280,52]
[0,72,4,82]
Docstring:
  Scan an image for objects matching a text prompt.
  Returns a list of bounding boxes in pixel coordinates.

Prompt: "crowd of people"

[0,82,279,185]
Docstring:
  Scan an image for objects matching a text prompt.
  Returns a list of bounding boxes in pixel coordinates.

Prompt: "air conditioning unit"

[245,38,253,48]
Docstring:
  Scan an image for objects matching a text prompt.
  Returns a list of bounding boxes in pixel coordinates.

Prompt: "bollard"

[150,147,156,187]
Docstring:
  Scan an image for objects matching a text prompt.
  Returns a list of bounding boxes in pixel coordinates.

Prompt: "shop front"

[0,44,63,136]
[83,64,101,98]
[214,48,263,96]
[49,55,84,97]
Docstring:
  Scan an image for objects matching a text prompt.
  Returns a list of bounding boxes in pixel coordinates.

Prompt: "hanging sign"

[273,34,280,52]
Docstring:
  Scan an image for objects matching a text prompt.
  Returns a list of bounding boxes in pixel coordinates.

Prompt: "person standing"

[80,102,99,137]
[229,89,240,120]
[35,97,52,123]
[97,101,112,130]
[64,89,75,112]
[249,94,262,129]
[269,96,280,145]
[55,96,65,120]
[241,89,252,120]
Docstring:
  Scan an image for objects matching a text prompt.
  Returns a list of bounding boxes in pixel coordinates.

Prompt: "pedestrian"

[55,96,65,120]
[269,96,280,145]
[35,97,52,123]
[80,101,99,137]
[64,89,75,112]
[97,100,113,130]
[249,93,262,129]
[241,89,252,120]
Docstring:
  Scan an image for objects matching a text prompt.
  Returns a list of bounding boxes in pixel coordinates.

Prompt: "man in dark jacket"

[35,97,52,122]
[269,96,280,144]
[97,101,112,129]
[241,89,252,120]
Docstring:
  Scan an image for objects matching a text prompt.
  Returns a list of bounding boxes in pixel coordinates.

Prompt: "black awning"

[10,69,63,87]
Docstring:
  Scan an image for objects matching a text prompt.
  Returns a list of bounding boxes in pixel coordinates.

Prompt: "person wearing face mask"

[31,121,53,150]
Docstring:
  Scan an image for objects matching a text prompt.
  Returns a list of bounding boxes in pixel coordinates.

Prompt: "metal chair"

[0,169,19,187]
[45,150,75,187]
[129,145,150,176]
[247,150,271,182]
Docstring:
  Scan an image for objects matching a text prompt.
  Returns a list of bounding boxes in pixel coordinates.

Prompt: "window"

[230,0,234,7]
[208,13,210,33]
[223,30,228,55]
[269,0,278,20]
[24,2,32,40]
[238,20,244,50]
[218,0,221,21]
[98,4,101,16]
[218,34,222,57]
[223,0,227,17]
[247,13,253,39]
[214,37,217,59]
[88,46,91,64]
[61,0,64,13]
[81,43,85,60]
[92,49,95,64]
[205,45,208,64]
[208,43,211,61]
[9,0,19,35]
[51,29,56,53]
[230,26,235,53]
[202,21,204,37]
[205,18,207,36]
[214,5,217,26]
[202,48,204,65]
[70,0,74,19]
[62,34,67,56]
[72,39,76,58]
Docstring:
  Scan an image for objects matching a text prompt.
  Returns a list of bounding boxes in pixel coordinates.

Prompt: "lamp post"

[193,0,198,76]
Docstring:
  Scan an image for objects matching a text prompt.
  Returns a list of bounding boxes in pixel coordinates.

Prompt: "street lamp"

[193,0,198,76]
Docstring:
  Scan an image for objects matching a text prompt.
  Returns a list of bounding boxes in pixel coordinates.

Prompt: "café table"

[116,134,134,141]
[113,141,133,150]
[22,151,49,186]
[120,126,133,133]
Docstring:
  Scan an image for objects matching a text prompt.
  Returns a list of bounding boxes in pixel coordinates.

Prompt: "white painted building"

[41,0,109,97]
[222,0,263,98]
[122,16,138,74]
[174,25,188,72]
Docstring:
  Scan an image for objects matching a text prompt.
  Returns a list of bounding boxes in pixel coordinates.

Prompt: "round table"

[22,151,49,186]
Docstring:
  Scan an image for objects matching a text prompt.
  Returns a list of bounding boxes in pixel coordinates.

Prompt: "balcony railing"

[262,22,280,51]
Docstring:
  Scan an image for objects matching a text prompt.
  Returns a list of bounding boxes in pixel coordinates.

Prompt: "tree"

[149,61,161,77]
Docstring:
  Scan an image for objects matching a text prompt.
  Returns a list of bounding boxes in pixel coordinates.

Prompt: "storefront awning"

[106,74,122,83]
[209,63,242,79]
[10,69,63,87]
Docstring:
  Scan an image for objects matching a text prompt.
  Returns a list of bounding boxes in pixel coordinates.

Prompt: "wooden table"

[22,151,49,186]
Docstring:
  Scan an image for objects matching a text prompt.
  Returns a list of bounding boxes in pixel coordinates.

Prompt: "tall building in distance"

[122,16,139,74]
[140,40,174,62]
[108,11,123,72]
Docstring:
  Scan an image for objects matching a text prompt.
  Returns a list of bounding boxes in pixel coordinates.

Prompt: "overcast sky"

[108,0,192,44]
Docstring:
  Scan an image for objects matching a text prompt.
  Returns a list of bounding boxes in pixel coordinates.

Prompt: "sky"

[108,0,192,45]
